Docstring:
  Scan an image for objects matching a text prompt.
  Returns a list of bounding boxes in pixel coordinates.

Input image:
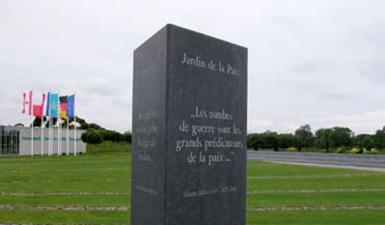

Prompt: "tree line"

[76,117,132,144]
[247,124,385,153]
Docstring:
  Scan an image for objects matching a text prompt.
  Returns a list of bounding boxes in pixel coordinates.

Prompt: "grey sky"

[1,0,384,134]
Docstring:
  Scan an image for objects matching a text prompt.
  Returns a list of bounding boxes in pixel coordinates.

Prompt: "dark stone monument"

[132,24,247,225]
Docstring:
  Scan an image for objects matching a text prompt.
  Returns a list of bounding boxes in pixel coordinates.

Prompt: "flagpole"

[66,119,69,155]
[31,119,34,156]
[46,118,49,156]
[49,117,52,156]
[29,90,34,157]
[45,92,50,157]
[39,92,46,156]
[58,118,60,155]
[74,116,77,156]
[57,118,60,156]
[48,118,50,156]
[59,118,62,155]
[40,117,43,156]
[67,94,75,156]
[51,118,54,156]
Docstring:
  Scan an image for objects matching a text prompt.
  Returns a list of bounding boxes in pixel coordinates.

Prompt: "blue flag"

[67,95,75,119]
[45,92,51,116]
[50,93,59,118]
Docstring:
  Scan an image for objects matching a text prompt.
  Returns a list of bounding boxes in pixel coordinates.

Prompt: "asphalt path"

[247,151,385,170]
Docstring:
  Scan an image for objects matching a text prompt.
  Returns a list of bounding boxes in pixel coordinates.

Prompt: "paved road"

[247,151,385,169]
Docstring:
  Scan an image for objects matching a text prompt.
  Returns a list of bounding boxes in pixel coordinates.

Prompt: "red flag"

[32,93,46,118]
[33,105,43,118]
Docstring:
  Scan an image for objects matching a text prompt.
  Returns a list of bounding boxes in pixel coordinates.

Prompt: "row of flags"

[22,91,75,120]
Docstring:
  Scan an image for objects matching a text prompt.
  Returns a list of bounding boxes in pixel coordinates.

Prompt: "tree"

[76,117,90,130]
[89,123,103,130]
[295,124,313,151]
[315,128,334,152]
[354,134,375,152]
[121,132,132,143]
[278,133,297,149]
[101,130,122,142]
[331,127,353,147]
[81,129,103,144]
[262,131,279,151]
[247,133,263,150]
[374,126,385,149]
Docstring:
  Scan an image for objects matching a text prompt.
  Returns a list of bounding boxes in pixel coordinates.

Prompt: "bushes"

[76,118,132,155]
[101,130,122,142]
[247,132,281,150]
[337,146,349,154]
[81,128,132,145]
[350,148,360,154]
[81,129,103,144]
[121,132,132,143]
[247,133,262,150]
[287,147,298,152]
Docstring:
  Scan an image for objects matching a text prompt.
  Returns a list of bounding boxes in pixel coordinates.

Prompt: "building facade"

[0,126,86,156]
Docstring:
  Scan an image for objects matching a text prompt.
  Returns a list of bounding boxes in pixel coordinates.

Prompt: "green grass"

[0,151,384,224]
[0,211,130,225]
[86,141,132,154]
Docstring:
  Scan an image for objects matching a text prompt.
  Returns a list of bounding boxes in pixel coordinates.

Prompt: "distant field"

[0,150,385,225]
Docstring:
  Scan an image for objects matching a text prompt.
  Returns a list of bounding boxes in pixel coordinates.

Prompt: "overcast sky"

[1,0,384,134]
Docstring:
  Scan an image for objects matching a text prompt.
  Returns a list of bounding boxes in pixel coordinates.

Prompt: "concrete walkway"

[248,151,385,172]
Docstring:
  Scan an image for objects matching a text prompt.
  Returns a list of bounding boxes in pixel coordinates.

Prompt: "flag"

[67,95,75,119]
[59,96,68,120]
[32,93,46,118]
[33,105,43,118]
[45,92,51,116]
[22,91,33,115]
[50,93,59,118]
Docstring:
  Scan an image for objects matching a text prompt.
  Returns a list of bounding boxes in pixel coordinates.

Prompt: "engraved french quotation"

[176,106,243,167]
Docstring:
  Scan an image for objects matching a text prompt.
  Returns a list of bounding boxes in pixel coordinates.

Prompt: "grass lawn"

[0,148,384,224]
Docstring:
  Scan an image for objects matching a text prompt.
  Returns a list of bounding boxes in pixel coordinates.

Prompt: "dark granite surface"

[132,24,247,225]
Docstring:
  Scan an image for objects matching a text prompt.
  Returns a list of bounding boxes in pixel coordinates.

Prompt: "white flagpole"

[46,92,50,157]
[47,118,49,156]
[66,119,69,155]
[49,117,52,156]
[59,118,62,155]
[48,118,50,156]
[40,117,43,156]
[57,118,60,156]
[31,119,34,156]
[58,118,60,155]
[74,116,77,156]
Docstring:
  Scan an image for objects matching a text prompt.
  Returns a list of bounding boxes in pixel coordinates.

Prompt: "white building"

[0,125,86,156]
